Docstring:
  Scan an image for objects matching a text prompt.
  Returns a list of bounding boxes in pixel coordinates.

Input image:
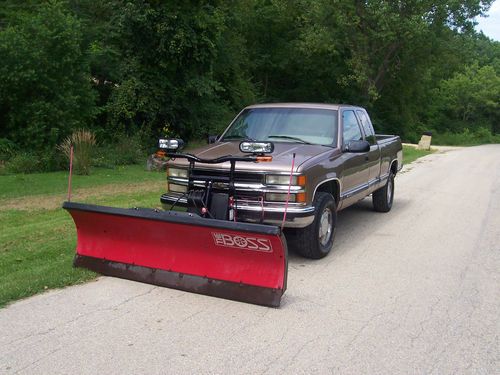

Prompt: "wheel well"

[390,160,398,175]
[314,180,340,204]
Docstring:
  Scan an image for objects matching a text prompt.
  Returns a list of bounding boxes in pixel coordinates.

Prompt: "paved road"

[1,145,499,374]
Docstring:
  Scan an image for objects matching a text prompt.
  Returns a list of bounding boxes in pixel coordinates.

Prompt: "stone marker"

[418,132,432,150]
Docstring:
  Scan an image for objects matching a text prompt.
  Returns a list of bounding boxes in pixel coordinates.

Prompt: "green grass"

[0,164,165,200]
[0,164,166,308]
[403,145,434,165]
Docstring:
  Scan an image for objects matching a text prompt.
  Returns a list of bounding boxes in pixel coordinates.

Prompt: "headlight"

[168,167,188,178]
[266,175,306,186]
[168,183,187,193]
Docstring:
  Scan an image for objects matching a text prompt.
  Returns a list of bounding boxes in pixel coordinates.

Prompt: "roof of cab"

[244,103,359,111]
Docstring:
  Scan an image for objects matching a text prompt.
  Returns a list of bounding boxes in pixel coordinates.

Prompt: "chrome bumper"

[160,193,315,228]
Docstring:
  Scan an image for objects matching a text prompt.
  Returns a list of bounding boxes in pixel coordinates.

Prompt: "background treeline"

[0,0,499,172]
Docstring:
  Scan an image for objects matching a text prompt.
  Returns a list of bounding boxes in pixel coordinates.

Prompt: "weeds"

[431,128,500,146]
[58,129,96,175]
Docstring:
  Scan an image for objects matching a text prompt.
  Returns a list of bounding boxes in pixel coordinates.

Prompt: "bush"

[58,129,96,175]
[432,128,500,146]
[0,2,97,151]
[0,138,17,161]
[93,133,147,168]
[6,153,41,174]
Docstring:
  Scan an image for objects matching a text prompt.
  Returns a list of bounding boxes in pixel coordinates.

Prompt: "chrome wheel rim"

[319,208,333,246]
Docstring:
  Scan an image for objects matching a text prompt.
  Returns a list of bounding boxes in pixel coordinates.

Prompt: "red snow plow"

[64,139,288,307]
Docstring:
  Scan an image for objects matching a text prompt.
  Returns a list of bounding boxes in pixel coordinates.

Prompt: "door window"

[342,110,363,144]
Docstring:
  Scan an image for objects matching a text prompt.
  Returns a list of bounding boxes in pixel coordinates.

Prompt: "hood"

[168,141,338,173]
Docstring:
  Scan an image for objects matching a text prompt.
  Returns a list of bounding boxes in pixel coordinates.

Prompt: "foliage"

[428,63,500,134]
[432,128,500,145]
[0,0,499,152]
[5,153,41,174]
[58,129,96,175]
[101,1,250,141]
[0,138,17,161]
[93,133,147,168]
[0,1,97,151]
[4,151,65,174]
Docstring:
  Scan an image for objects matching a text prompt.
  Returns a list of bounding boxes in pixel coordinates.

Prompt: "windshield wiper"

[267,135,311,144]
[222,135,255,141]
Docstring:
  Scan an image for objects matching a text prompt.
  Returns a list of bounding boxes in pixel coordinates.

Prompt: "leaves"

[0,0,498,154]
[0,1,97,150]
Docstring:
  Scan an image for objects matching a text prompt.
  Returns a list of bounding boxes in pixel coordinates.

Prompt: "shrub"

[6,153,41,174]
[58,129,96,175]
[432,128,500,146]
[0,2,97,151]
[93,133,147,168]
[0,138,17,161]
[109,134,145,165]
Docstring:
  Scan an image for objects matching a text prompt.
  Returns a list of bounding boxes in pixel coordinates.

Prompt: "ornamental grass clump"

[58,129,96,175]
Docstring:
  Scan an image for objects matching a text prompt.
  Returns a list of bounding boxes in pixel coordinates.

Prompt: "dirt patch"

[0,182,166,211]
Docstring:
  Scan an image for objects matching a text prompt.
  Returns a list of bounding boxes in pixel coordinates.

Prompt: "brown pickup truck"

[162,103,402,259]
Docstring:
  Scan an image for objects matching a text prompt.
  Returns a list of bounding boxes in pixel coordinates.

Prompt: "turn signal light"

[296,175,306,186]
[256,156,273,162]
[295,192,306,203]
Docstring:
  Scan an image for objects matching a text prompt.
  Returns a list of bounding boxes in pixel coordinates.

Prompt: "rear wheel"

[372,172,394,212]
[288,192,337,259]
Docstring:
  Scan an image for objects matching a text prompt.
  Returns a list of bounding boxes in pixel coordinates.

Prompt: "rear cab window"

[356,110,376,145]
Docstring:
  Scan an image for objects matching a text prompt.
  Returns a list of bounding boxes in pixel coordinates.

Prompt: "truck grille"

[190,169,263,184]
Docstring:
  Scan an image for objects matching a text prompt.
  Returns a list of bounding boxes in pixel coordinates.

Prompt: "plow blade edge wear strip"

[63,202,288,307]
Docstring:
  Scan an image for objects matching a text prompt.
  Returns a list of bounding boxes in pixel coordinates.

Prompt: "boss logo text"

[212,232,273,252]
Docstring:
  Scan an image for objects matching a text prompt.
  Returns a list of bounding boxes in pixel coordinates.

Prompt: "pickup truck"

[162,103,402,259]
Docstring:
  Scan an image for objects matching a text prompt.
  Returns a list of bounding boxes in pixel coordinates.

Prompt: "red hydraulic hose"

[281,153,296,230]
[67,145,74,201]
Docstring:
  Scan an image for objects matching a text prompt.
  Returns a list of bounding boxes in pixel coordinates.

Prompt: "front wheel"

[372,172,394,212]
[288,192,337,259]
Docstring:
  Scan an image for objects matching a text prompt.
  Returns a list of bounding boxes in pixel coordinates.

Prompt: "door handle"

[364,156,369,161]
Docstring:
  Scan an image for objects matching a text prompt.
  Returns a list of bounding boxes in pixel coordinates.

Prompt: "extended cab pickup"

[162,103,402,258]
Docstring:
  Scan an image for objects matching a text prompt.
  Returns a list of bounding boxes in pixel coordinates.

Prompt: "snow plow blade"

[63,202,287,307]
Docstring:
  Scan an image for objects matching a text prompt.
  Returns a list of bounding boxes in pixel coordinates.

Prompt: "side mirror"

[207,134,219,144]
[158,138,184,152]
[345,140,370,153]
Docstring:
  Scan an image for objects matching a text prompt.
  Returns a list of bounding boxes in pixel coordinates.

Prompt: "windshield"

[221,108,338,146]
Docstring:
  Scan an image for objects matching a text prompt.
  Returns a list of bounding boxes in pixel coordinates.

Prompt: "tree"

[104,1,246,140]
[0,1,96,150]
[429,63,500,133]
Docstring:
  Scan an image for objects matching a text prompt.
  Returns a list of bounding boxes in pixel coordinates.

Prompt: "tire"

[372,172,394,212]
[288,192,337,259]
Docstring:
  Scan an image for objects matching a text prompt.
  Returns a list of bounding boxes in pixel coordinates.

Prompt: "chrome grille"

[190,169,263,184]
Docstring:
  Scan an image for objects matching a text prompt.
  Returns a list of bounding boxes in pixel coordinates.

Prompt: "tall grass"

[432,128,500,146]
[58,129,96,175]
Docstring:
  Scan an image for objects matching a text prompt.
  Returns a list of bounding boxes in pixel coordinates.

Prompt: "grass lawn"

[403,145,435,165]
[0,165,165,308]
[0,146,433,308]
[0,164,165,200]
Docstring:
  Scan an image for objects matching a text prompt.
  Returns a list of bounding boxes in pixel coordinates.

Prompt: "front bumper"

[160,192,315,228]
